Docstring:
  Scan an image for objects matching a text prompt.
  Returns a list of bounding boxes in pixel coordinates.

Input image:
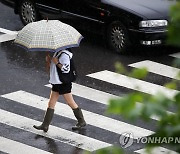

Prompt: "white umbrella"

[14,20,83,52]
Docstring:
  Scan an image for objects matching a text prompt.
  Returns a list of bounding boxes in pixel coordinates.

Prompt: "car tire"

[19,0,40,25]
[107,21,130,54]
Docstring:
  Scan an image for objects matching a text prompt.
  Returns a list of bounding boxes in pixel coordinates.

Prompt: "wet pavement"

[0,2,180,154]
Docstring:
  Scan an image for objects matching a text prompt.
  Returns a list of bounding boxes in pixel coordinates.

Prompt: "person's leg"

[63,93,86,130]
[33,91,59,132]
[63,93,78,109]
[48,90,60,109]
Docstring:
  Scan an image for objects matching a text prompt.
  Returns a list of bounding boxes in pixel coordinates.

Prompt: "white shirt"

[49,50,73,84]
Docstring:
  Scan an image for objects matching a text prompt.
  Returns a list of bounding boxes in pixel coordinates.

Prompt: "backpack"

[56,51,77,84]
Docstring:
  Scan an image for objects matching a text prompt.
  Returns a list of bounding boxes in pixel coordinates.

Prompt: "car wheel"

[107,21,130,54]
[19,0,39,25]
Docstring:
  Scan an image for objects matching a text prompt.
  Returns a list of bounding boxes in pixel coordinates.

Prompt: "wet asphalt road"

[0,2,180,154]
[0,2,179,96]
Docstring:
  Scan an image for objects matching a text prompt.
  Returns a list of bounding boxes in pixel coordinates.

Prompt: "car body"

[0,0,177,53]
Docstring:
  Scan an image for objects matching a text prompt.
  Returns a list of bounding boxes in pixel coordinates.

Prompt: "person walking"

[33,49,86,132]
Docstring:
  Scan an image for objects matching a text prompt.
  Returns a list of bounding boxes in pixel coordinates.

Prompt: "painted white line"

[0,108,111,151]
[45,83,174,121]
[170,52,180,59]
[0,33,17,43]
[87,70,179,99]
[1,90,154,139]
[72,83,117,104]
[135,147,178,154]
[0,136,53,154]
[0,28,18,42]
[0,28,18,35]
[129,60,180,80]
[46,83,118,105]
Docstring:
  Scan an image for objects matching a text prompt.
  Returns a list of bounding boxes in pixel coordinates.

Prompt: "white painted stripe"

[135,147,178,154]
[0,136,52,154]
[87,70,179,99]
[170,52,180,59]
[45,83,174,121]
[46,83,118,105]
[0,34,17,43]
[0,108,111,151]
[0,28,18,35]
[129,60,180,80]
[72,83,118,104]
[1,91,154,139]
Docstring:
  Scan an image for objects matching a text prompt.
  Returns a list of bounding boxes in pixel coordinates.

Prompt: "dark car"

[0,0,177,53]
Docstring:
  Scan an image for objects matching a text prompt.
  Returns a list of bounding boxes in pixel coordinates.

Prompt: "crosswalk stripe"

[0,28,18,43]
[71,83,117,104]
[45,83,174,121]
[0,136,53,154]
[1,90,154,139]
[46,83,118,105]
[170,52,180,59]
[87,70,178,99]
[0,108,111,151]
[129,60,180,80]
[135,147,178,154]
[0,28,18,35]
[0,33,17,43]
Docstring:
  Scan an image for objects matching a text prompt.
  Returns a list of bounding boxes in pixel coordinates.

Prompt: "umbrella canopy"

[14,20,83,52]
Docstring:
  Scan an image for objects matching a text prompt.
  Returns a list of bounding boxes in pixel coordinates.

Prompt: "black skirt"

[51,83,72,95]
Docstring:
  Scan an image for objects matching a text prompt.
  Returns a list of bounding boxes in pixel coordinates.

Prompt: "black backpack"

[56,51,77,84]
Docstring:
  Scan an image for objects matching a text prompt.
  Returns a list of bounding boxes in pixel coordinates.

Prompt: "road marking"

[46,83,118,105]
[0,136,53,154]
[0,28,18,35]
[45,83,174,121]
[135,147,178,154]
[0,33,17,43]
[87,70,178,99]
[0,28,18,43]
[0,108,111,151]
[1,90,154,139]
[170,52,180,59]
[129,60,180,80]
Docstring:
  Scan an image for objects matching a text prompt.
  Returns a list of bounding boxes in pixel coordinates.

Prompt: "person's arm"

[52,57,63,69]
[52,53,70,73]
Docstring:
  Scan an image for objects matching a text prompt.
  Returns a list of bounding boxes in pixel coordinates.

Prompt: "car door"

[63,0,108,23]
[36,0,70,19]
[81,0,109,23]
[60,0,109,32]
[36,0,66,13]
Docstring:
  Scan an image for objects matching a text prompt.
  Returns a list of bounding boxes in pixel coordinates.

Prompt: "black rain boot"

[33,108,54,132]
[72,108,86,130]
